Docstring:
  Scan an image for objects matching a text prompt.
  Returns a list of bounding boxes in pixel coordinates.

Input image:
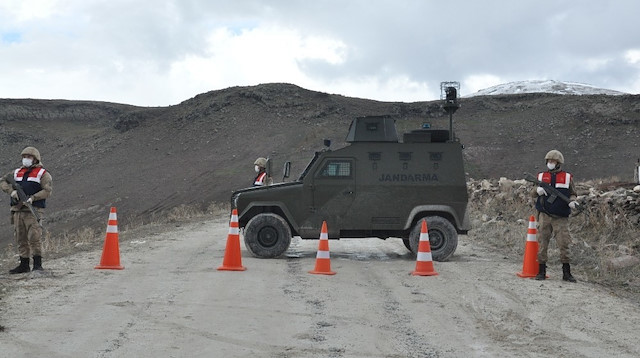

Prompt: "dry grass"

[0,201,232,269]
[468,178,640,292]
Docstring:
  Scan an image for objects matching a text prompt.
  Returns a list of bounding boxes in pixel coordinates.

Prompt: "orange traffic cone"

[517,215,542,278]
[309,221,336,275]
[412,219,438,276]
[95,207,124,270]
[217,209,247,271]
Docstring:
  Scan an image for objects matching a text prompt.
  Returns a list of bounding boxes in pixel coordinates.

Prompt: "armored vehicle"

[232,89,470,261]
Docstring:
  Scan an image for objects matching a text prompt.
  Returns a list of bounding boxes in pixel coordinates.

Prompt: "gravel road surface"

[1,215,639,357]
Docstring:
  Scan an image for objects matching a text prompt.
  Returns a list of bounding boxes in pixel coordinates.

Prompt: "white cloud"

[167,26,349,105]
[0,0,62,22]
[625,49,640,65]
[583,57,612,72]
[318,75,433,102]
[463,75,503,96]
[168,25,433,104]
[2,1,640,105]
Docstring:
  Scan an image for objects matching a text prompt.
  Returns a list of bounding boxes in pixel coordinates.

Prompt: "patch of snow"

[465,80,627,97]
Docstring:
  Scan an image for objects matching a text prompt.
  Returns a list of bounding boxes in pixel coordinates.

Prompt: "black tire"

[402,238,412,251]
[408,216,458,261]
[244,213,292,258]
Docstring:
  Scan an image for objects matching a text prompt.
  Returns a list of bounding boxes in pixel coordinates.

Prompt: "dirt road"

[1,215,639,358]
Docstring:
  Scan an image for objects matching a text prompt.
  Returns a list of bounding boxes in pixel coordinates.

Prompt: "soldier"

[532,149,578,282]
[0,146,53,273]
[253,157,271,186]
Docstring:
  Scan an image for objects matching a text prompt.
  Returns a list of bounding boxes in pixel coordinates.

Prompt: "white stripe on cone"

[417,251,433,262]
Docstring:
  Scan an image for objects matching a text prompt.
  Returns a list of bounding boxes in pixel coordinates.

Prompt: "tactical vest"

[12,167,47,208]
[254,172,267,186]
[535,170,571,217]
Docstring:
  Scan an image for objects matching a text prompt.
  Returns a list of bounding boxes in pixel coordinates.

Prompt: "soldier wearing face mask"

[531,149,578,283]
[0,146,53,274]
[253,157,272,186]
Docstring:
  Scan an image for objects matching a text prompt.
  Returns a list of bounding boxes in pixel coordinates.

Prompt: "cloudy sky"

[1,0,639,106]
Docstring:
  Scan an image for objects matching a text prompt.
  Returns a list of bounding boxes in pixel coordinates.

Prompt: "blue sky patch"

[2,32,22,44]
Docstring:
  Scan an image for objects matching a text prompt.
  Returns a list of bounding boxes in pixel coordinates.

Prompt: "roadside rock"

[469,178,640,227]
[606,255,640,271]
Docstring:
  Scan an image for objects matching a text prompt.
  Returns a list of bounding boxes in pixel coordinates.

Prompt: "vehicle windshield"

[298,152,321,180]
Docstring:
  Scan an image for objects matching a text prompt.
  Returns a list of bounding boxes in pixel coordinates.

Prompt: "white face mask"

[22,158,33,167]
[255,165,260,173]
[547,162,556,170]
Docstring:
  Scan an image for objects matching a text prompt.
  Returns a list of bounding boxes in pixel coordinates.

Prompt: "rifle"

[524,172,584,215]
[3,174,44,228]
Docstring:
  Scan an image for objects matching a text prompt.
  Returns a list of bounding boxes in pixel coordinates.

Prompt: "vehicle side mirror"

[283,161,291,181]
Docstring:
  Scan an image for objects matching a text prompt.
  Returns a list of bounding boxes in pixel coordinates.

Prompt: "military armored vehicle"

[231,86,470,261]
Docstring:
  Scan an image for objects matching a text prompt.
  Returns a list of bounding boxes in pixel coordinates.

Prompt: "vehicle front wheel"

[244,213,292,258]
[408,216,458,262]
[402,238,412,251]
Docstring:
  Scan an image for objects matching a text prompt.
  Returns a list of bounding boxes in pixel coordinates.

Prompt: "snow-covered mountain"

[465,80,627,97]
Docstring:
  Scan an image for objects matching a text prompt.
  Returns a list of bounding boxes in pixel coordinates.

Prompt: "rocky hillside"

[1,83,639,250]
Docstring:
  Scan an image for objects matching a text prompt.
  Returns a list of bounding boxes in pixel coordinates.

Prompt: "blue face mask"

[22,158,33,167]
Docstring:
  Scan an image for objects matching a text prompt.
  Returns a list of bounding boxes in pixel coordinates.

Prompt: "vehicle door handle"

[342,190,354,195]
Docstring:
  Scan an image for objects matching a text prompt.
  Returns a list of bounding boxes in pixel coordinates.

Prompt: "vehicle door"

[308,157,356,237]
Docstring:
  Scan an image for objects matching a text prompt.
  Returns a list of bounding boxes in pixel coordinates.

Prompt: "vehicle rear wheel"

[244,213,292,258]
[408,216,458,261]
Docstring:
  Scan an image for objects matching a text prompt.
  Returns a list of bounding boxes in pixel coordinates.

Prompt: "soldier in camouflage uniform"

[253,157,272,186]
[0,147,53,273]
[531,150,578,283]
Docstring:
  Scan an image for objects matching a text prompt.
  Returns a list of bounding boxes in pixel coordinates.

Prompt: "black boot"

[535,263,546,280]
[32,255,43,271]
[562,263,577,283]
[9,257,30,274]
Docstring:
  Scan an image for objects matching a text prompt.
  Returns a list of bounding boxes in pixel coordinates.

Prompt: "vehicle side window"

[318,160,352,178]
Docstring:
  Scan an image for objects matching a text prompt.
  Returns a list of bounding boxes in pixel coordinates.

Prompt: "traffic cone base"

[95,263,124,270]
[309,269,336,275]
[218,209,246,271]
[310,221,336,275]
[412,220,438,276]
[95,207,124,270]
[217,265,247,271]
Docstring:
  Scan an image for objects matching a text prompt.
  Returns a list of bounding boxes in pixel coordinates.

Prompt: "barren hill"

[1,83,639,249]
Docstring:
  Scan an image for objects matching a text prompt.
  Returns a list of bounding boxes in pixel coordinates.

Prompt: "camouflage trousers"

[12,210,43,258]
[537,212,572,264]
